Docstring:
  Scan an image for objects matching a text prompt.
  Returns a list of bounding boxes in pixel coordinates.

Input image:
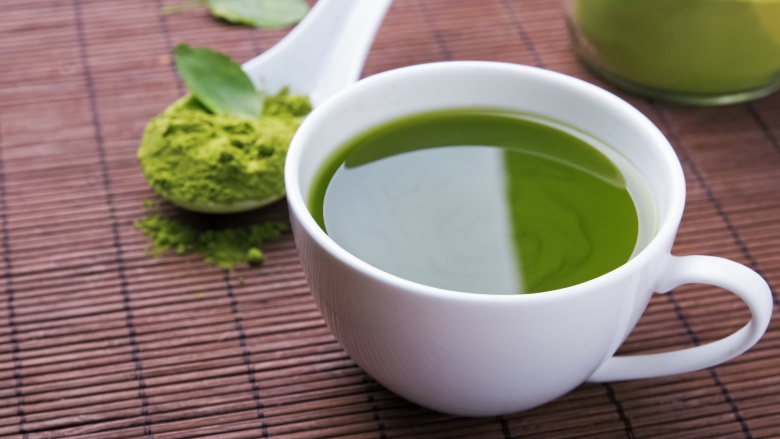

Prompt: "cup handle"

[588,255,773,382]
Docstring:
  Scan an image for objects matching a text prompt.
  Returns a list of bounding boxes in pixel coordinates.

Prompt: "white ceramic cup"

[285,62,773,416]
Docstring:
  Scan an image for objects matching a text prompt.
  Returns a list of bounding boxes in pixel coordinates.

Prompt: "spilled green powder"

[245,247,265,267]
[137,89,312,205]
[135,214,288,268]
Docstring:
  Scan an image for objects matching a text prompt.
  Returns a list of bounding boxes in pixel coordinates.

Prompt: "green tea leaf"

[207,0,310,29]
[173,44,261,119]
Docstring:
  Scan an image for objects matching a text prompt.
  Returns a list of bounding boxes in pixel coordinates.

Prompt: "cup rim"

[285,61,685,303]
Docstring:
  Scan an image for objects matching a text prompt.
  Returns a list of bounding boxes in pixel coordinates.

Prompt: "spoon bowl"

[170,0,394,213]
[169,193,286,214]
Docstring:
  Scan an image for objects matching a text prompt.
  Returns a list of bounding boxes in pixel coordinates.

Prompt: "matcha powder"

[137,89,312,206]
[135,214,288,269]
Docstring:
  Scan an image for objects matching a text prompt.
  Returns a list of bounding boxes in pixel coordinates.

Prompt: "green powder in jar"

[137,89,312,206]
[571,0,780,96]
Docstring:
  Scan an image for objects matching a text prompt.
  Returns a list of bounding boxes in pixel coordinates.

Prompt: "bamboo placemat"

[1,0,779,437]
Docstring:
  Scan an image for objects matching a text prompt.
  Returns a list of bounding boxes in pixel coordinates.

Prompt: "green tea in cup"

[309,109,655,294]
[288,62,772,415]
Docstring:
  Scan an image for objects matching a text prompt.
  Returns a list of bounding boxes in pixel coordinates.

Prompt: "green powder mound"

[135,214,289,268]
[137,90,312,205]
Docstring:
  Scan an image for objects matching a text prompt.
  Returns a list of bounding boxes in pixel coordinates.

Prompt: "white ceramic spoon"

[172,0,394,214]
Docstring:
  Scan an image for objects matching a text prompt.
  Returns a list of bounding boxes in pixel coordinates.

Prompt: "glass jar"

[564,0,780,105]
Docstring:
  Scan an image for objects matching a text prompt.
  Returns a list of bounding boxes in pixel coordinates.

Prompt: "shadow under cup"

[284,62,768,416]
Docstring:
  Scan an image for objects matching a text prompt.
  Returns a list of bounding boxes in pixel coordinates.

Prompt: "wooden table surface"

[1,0,779,437]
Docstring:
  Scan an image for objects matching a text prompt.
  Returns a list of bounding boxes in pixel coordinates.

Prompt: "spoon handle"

[243,0,395,106]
